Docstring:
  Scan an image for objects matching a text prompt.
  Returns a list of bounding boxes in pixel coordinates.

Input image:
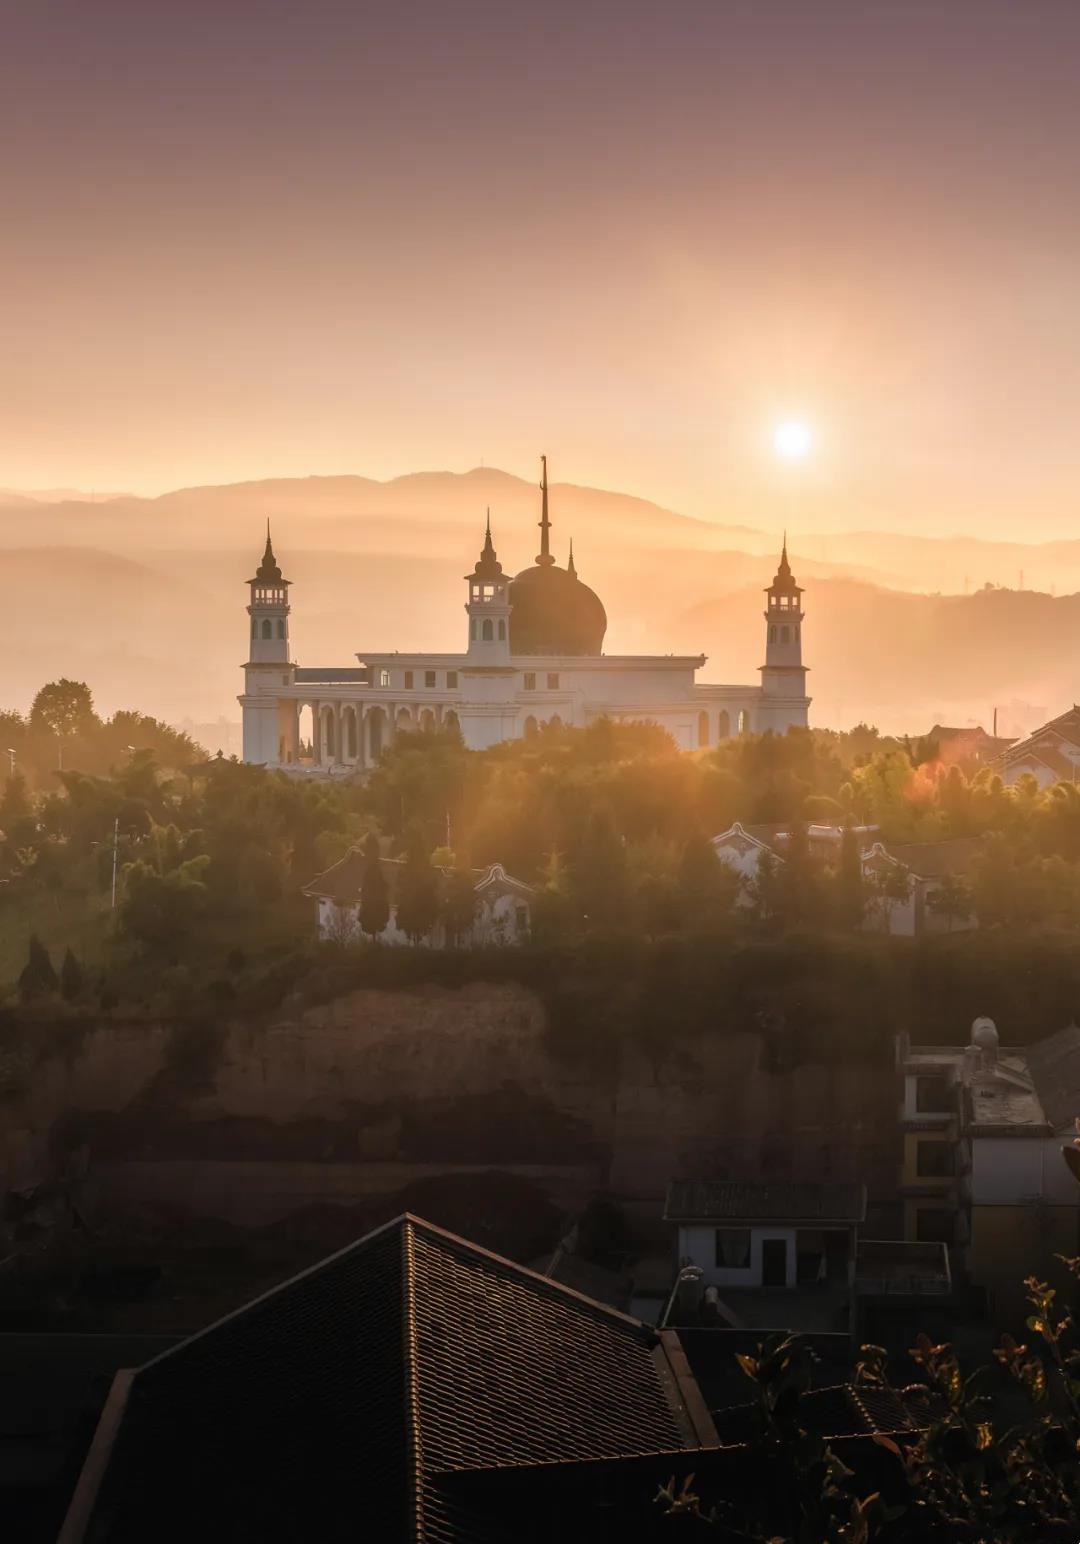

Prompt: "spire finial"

[568,537,577,578]
[536,454,555,566]
[485,506,491,539]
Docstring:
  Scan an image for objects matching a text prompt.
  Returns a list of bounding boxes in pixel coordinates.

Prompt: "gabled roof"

[664,1179,866,1225]
[863,837,983,879]
[1026,1022,1080,1132]
[303,850,534,906]
[1000,706,1080,769]
[60,1215,709,1544]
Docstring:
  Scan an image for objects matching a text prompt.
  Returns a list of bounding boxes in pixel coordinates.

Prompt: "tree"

[29,679,98,739]
[572,808,627,928]
[119,855,209,953]
[394,831,441,944]
[834,821,865,930]
[926,873,973,932]
[677,832,736,926]
[18,934,58,1000]
[60,947,85,1001]
[359,833,390,941]
[441,865,477,947]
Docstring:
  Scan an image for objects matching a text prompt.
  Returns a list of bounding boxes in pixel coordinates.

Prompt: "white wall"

[677,1223,798,1287]
[972,1135,1079,1206]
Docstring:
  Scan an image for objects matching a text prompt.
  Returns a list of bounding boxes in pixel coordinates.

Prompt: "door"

[761,1237,788,1287]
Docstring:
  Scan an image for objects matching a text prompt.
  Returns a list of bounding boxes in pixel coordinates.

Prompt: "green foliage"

[394,828,440,943]
[59,947,85,1002]
[17,934,58,1000]
[119,855,210,954]
[359,833,390,941]
[441,864,477,946]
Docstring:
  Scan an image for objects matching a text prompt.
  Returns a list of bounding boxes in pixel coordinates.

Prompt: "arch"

[261,618,273,640]
[737,709,749,735]
[498,619,506,640]
[276,619,286,639]
[367,706,386,760]
[343,706,358,760]
[780,625,789,644]
[444,709,461,740]
[481,619,494,642]
[251,618,257,638]
[524,715,539,738]
[549,714,563,729]
[419,708,436,733]
[769,625,776,644]
[298,704,314,762]
[395,707,413,733]
[717,710,731,740]
[697,710,709,748]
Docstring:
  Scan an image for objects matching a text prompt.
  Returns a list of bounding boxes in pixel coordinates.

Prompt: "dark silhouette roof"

[508,456,607,654]
[466,511,505,582]
[249,523,286,585]
[664,1180,866,1224]
[61,1215,710,1543]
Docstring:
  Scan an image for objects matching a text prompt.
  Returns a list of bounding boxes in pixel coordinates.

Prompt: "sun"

[772,419,813,461]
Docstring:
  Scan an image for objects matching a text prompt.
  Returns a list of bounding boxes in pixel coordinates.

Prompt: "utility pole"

[110,816,120,911]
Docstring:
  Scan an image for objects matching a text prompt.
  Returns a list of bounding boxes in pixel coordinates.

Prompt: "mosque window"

[780,626,789,644]
[425,671,436,688]
[498,620,506,640]
[379,669,390,688]
[738,710,748,735]
[277,620,285,639]
[446,672,458,688]
[769,626,776,643]
[261,619,272,639]
[482,620,494,642]
[404,671,413,689]
[524,672,536,691]
[547,673,559,690]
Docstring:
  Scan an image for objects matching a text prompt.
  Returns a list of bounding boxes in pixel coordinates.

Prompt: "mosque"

[240,458,810,767]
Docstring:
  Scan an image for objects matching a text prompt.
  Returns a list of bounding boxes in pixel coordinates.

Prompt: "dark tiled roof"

[711,1383,917,1445]
[62,1215,703,1543]
[664,1180,866,1224]
[872,837,983,878]
[303,851,533,905]
[1026,1023,1080,1131]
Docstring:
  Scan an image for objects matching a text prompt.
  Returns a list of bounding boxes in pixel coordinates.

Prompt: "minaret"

[247,523,291,663]
[760,536,808,702]
[536,455,556,566]
[464,509,512,661]
[241,524,295,765]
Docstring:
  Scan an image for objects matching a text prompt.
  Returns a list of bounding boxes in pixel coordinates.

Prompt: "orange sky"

[4,0,1080,536]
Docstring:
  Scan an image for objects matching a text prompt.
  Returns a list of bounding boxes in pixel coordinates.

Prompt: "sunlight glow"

[772,420,813,461]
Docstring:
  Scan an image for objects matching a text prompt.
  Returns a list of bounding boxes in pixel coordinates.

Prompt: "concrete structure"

[303,850,534,947]
[896,1019,1080,1319]
[240,459,811,766]
[996,705,1080,788]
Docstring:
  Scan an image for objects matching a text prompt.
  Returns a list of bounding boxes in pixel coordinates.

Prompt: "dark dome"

[508,562,607,655]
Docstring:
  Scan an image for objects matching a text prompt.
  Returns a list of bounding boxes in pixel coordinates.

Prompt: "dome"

[971,1017,999,1049]
[508,562,607,655]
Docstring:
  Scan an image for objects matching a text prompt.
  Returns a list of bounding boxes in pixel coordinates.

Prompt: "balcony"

[855,1239,951,1297]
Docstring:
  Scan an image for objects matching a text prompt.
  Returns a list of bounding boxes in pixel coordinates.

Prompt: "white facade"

[239,472,810,766]
[306,858,533,950]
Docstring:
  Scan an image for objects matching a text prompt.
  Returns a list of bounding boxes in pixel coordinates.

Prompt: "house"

[860,837,982,936]
[896,1019,1080,1319]
[662,1179,867,1340]
[920,724,1015,767]
[303,849,534,947]
[996,704,1080,788]
[58,1213,720,1544]
[711,821,878,904]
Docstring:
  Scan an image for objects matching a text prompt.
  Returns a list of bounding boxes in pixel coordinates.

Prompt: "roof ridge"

[402,1219,426,1543]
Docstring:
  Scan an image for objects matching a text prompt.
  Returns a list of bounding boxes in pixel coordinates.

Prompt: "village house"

[860,837,981,936]
[896,1018,1080,1320]
[303,849,534,947]
[996,704,1080,788]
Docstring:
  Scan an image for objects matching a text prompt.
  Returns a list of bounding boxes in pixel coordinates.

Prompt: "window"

[379,669,390,688]
[446,672,458,688]
[524,672,536,691]
[498,620,506,640]
[547,673,559,690]
[738,709,748,735]
[425,671,436,688]
[769,626,776,643]
[915,1208,955,1246]
[482,620,494,641]
[780,626,789,644]
[714,1228,751,1269]
[916,1140,955,1178]
[261,619,272,639]
[916,1076,951,1114]
[470,619,477,640]
[277,620,285,639]
[404,671,413,689]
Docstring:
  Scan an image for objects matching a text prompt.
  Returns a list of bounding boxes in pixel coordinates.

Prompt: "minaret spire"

[536,454,555,566]
[567,537,577,578]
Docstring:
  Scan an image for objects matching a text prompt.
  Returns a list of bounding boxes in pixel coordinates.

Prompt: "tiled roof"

[303,851,533,905]
[1026,1023,1080,1132]
[61,1215,707,1543]
[711,1382,917,1445]
[869,837,983,878]
[664,1180,866,1224]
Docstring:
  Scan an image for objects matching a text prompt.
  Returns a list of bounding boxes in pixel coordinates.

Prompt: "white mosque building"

[240,458,810,768]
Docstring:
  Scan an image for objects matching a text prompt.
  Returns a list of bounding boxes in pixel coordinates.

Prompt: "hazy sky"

[4,0,1080,536]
